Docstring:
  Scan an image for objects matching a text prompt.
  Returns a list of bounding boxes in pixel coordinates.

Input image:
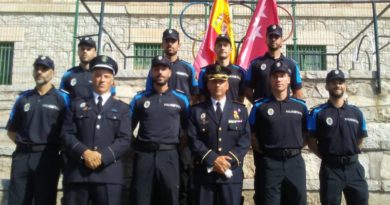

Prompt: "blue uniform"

[249,97,308,205]
[6,87,69,205]
[246,53,302,101]
[60,66,116,99]
[188,100,250,205]
[308,101,368,205]
[61,95,131,205]
[198,64,246,101]
[130,89,190,205]
[145,59,199,98]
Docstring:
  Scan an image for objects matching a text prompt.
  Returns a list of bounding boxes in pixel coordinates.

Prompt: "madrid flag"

[236,0,279,69]
[193,0,236,74]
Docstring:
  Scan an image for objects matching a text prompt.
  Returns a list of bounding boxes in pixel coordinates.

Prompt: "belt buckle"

[340,156,349,164]
[282,149,290,158]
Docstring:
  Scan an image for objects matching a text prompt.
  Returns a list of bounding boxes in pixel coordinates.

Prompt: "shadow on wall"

[1,179,9,205]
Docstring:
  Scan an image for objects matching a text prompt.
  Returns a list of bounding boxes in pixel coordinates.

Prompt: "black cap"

[326,69,345,83]
[78,36,96,48]
[33,55,55,69]
[267,24,283,37]
[270,61,291,76]
[215,34,231,45]
[162,29,179,41]
[89,55,118,75]
[205,65,231,81]
[151,55,171,68]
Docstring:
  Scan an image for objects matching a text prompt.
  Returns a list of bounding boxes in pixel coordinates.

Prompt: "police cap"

[205,65,231,81]
[162,29,179,41]
[33,55,55,70]
[326,69,345,83]
[267,24,283,37]
[215,34,231,45]
[270,61,291,76]
[89,55,118,75]
[151,55,171,68]
[78,36,96,48]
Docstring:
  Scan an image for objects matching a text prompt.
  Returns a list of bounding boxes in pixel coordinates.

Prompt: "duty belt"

[133,140,177,152]
[323,155,358,165]
[16,143,60,152]
[265,148,301,159]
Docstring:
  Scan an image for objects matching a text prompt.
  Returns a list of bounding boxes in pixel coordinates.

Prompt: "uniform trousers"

[8,149,61,205]
[320,161,368,205]
[179,146,194,205]
[257,154,307,205]
[131,149,180,205]
[194,182,243,205]
[63,183,122,205]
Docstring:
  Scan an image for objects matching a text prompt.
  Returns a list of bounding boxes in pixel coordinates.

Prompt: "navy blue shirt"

[246,53,302,101]
[130,89,190,144]
[308,101,368,156]
[145,59,199,98]
[198,64,246,101]
[249,97,308,149]
[60,66,116,100]
[6,87,70,145]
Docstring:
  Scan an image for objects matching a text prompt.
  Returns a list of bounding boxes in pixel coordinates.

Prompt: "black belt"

[323,155,358,165]
[264,149,301,159]
[16,143,60,152]
[133,140,177,152]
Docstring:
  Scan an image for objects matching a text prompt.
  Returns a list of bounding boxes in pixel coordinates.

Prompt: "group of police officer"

[6,24,368,205]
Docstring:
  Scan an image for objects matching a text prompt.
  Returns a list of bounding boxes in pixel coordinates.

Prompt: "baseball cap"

[162,29,179,41]
[33,55,55,69]
[267,24,283,37]
[89,55,118,75]
[215,34,231,45]
[270,61,291,76]
[151,55,171,68]
[78,36,96,48]
[326,69,345,83]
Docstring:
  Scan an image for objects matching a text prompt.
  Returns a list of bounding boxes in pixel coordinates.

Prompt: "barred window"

[287,45,326,71]
[133,43,163,70]
[0,42,13,85]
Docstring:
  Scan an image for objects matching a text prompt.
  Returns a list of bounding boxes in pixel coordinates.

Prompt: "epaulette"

[66,66,79,72]
[174,89,186,95]
[59,88,69,95]
[136,90,146,94]
[254,97,266,103]
[290,97,306,104]
[232,100,245,106]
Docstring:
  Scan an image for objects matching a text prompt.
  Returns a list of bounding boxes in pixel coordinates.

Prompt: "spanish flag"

[193,0,236,75]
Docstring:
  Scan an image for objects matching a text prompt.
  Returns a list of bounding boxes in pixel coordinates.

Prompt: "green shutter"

[287,45,326,71]
[0,42,13,85]
[134,43,163,70]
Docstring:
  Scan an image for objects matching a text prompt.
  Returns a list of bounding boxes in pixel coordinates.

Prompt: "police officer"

[61,55,131,205]
[188,65,250,205]
[249,61,308,205]
[6,56,69,205]
[198,34,246,103]
[308,70,368,205]
[130,55,190,205]
[245,24,303,205]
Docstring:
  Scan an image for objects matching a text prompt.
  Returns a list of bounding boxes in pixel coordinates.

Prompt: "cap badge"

[102,55,108,63]
[70,78,77,86]
[233,110,240,120]
[267,108,274,116]
[276,62,281,67]
[326,117,333,126]
[144,100,150,109]
[40,56,46,60]
[272,25,277,29]
[24,103,30,112]
[261,63,266,71]
[158,56,163,60]
[335,70,339,75]
[168,29,173,34]
[85,37,90,40]
[216,65,221,72]
[80,102,86,108]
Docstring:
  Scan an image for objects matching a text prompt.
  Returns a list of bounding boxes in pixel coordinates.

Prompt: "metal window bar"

[287,45,326,71]
[133,43,163,70]
[0,42,13,85]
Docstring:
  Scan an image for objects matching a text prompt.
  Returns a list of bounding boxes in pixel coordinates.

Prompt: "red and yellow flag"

[193,0,236,74]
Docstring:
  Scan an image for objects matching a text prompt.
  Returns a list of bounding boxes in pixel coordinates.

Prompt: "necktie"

[97,96,103,112]
[216,101,222,123]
